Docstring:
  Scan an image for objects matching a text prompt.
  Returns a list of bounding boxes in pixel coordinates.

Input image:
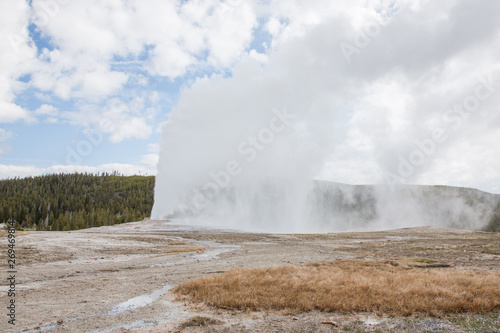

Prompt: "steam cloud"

[152,1,500,232]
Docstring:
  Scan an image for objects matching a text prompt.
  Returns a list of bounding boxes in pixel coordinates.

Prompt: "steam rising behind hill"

[161,180,500,233]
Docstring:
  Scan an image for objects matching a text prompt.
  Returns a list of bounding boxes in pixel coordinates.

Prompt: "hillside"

[0,173,154,231]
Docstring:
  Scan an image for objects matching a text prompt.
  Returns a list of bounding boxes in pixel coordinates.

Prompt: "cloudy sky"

[1,0,499,194]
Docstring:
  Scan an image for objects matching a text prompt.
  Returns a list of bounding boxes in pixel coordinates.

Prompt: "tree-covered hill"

[0,173,154,231]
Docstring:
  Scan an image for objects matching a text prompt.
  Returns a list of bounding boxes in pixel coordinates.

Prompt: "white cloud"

[140,153,159,170]
[416,129,500,193]
[35,104,58,116]
[0,0,37,124]
[100,99,152,143]
[35,104,59,123]
[0,0,262,142]
[0,128,13,155]
[0,146,10,155]
[306,0,500,194]
[146,42,196,78]
[29,0,259,88]
[31,51,129,101]
[316,158,381,185]
[0,128,13,142]
[147,143,160,153]
[60,98,153,143]
[0,101,34,123]
[1,0,499,196]
[261,0,388,46]
[45,117,58,124]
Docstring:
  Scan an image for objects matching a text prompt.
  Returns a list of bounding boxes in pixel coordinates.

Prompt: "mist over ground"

[156,180,500,233]
[152,1,500,233]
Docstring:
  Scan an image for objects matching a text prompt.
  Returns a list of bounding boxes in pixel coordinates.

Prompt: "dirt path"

[1,220,499,332]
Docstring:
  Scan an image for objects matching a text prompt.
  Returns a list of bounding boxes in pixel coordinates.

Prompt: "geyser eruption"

[152,3,500,232]
[151,20,347,232]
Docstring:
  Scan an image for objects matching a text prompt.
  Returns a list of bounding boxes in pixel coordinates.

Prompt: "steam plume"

[152,1,500,232]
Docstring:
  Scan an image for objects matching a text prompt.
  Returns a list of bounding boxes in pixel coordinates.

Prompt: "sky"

[0,0,499,194]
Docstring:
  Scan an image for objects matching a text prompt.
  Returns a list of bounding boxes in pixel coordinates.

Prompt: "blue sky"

[0,0,274,177]
[1,0,499,194]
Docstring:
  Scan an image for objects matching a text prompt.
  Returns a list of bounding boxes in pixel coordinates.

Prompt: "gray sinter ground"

[1,219,499,332]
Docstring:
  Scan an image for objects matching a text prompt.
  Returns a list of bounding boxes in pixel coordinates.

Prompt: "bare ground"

[1,219,499,332]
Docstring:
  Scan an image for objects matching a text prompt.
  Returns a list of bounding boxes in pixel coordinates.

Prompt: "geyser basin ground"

[2,219,499,332]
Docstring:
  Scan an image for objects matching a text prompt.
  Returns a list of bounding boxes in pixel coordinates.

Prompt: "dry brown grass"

[174,260,500,316]
[164,247,205,253]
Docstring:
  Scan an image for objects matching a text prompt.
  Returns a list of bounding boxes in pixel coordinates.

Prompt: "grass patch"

[449,314,500,331]
[179,316,221,328]
[164,247,205,253]
[174,260,500,316]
